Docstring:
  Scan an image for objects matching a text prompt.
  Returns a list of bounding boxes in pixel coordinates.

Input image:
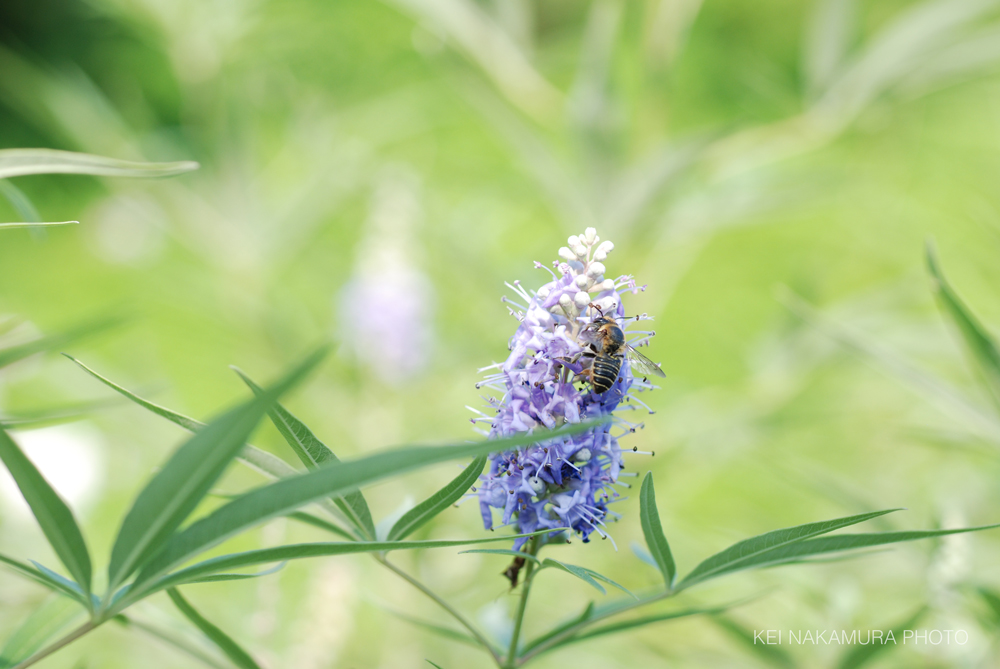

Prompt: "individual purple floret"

[471,228,659,550]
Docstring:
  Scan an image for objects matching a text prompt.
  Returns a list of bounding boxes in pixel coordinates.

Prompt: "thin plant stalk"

[377,555,503,665]
[505,537,540,668]
[12,619,100,669]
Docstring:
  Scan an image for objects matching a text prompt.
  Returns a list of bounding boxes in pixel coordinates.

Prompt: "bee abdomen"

[592,356,621,394]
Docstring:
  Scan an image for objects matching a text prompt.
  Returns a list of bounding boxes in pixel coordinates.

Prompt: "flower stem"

[504,537,540,668]
[377,556,503,666]
[13,619,101,669]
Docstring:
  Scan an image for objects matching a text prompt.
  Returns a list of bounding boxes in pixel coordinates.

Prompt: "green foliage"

[926,242,1000,412]
[389,455,487,541]
[166,589,261,669]
[106,348,327,590]
[0,149,198,180]
[0,428,93,606]
[677,509,901,590]
[0,319,118,370]
[639,472,676,588]
[539,559,636,598]
[835,607,926,669]
[233,367,376,540]
[0,596,83,669]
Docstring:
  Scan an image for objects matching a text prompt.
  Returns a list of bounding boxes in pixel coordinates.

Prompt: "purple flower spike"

[472,228,659,550]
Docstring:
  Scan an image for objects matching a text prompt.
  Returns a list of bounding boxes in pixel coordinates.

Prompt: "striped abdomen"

[592,354,622,394]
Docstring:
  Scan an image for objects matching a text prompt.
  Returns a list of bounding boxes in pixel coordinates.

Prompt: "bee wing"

[625,345,666,378]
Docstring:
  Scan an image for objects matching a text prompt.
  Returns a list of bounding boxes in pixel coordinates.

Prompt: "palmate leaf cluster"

[3,330,1000,668]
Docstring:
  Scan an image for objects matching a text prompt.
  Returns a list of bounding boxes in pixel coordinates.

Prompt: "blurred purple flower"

[473,228,658,549]
[338,167,434,386]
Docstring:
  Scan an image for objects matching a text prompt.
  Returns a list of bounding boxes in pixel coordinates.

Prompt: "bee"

[579,304,666,394]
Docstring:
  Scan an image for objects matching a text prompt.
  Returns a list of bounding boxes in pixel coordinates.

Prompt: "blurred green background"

[3,0,1000,666]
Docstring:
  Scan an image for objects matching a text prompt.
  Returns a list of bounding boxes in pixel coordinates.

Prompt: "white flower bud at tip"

[574,274,592,290]
[584,228,598,243]
[568,235,580,247]
[558,247,576,262]
[593,249,607,261]
[574,291,591,309]
[596,241,614,256]
[527,476,546,495]
[586,262,605,279]
[601,279,615,291]
[572,244,589,259]
[572,448,592,463]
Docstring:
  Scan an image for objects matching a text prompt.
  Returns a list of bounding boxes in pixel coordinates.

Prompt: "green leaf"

[0,427,92,604]
[540,559,636,598]
[979,587,1000,627]
[233,367,375,540]
[389,455,486,541]
[128,422,599,595]
[167,589,261,669]
[426,661,444,669]
[712,615,795,669]
[0,551,89,604]
[0,179,41,223]
[639,473,676,588]
[0,149,198,179]
[114,615,230,669]
[927,241,1000,412]
[106,348,326,589]
[177,562,287,585]
[0,318,118,370]
[458,548,541,564]
[0,221,78,229]
[571,603,731,645]
[836,606,926,669]
[677,508,901,590]
[520,602,594,655]
[385,610,480,648]
[64,355,341,514]
[286,511,356,541]
[740,523,1000,573]
[0,596,83,668]
[132,529,563,599]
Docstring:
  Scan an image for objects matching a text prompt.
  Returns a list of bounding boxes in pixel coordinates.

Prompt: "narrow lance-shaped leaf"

[712,615,795,669]
[459,548,541,563]
[731,523,1000,575]
[540,559,636,598]
[0,551,88,605]
[106,347,327,589]
[926,241,1000,412]
[0,148,198,179]
[132,529,564,599]
[166,589,261,669]
[836,606,926,669]
[233,367,375,540]
[639,473,675,588]
[0,428,92,605]
[0,179,41,222]
[0,221,78,229]
[677,508,901,590]
[129,422,602,594]
[0,318,119,370]
[386,610,480,649]
[64,355,352,525]
[389,455,487,541]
